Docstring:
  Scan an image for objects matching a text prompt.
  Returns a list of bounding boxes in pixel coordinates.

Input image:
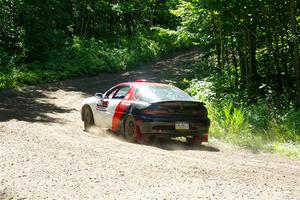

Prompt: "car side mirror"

[95,93,103,99]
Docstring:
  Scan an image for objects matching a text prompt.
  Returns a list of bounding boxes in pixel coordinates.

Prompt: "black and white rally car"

[81,80,210,144]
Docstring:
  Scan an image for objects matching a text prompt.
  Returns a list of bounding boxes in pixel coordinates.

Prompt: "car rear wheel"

[83,106,94,131]
[124,116,143,143]
[186,136,202,146]
[124,116,136,142]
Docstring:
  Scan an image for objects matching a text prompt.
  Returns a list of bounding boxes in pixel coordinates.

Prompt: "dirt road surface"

[1,50,300,199]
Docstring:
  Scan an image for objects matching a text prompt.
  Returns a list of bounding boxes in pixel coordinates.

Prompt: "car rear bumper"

[136,116,210,139]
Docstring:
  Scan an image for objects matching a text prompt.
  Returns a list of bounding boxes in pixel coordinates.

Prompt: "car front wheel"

[83,106,94,131]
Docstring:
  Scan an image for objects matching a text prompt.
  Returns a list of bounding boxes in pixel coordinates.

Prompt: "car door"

[95,85,131,129]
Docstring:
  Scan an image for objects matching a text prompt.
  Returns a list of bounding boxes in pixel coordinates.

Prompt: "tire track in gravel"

[0,50,300,199]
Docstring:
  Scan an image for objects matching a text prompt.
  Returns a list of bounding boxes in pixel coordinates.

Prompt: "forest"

[0,0,299,156]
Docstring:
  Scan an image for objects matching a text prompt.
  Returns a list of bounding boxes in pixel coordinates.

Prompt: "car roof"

[116,81,171,88]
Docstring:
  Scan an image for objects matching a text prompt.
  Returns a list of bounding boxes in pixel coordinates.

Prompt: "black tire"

[186,136,202,146]
[83,106,94,131]
[124,116,136,142]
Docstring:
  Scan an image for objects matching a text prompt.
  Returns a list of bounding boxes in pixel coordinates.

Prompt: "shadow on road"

[0,49,200,123]
[92,129,220,152]
[0,88,76,123]
[147,138,220,152]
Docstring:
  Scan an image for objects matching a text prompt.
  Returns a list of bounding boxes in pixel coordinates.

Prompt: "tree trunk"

[231,37,238,90]
[212,14,222,74]
[245,27,258,100]
[289,0,300,109]
[219,19,224,73]
[216,44,221,72]
[237,34,247,90]
[280,32,289,75]
[274,33,283,97]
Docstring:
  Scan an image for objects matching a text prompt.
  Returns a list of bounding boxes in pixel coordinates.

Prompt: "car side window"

[113,86,130,99]
[104,88,119,99]
[104,86,130,99]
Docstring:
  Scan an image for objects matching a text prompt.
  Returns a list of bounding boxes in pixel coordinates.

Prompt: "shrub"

[182,78,300,157]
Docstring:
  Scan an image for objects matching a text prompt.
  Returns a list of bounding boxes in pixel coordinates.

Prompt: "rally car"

[81,80,210,145]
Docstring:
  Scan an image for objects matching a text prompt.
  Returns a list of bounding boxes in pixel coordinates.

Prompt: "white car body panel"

[82,96,122,129]
[98,99,122,128]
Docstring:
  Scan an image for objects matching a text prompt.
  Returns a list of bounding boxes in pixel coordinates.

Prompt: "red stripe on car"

[111,87,135,132]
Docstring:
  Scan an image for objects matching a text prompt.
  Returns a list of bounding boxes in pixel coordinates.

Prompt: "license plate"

[175,122,189,130]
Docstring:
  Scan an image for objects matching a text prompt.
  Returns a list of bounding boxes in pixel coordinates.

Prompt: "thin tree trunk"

[238,33,247,90]
[274,33,283,97]
[231,35,239,90]
[83,0,92,38]
[248,26,258,100]
[216,44,221,72]
[212,14,221,73]
[219,19,224,73]
[280,32,289,75]
[80,0,87,37]
[289,0,300,108]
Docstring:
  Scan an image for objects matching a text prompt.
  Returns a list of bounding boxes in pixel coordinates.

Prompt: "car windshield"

[135,85,193,103]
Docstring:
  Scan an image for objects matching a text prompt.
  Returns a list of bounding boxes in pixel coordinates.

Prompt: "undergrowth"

[0,28,192,90]
[182,79,300,158]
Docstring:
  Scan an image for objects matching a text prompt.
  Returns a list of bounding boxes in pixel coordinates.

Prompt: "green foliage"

[173,0,300,108]
[151,27,194,53]
[0,0,26,66]
[183,79,300,157]
[0,31,188,90]
[0,0,185,89]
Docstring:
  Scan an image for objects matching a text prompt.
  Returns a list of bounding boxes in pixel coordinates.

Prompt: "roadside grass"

[207,103,300,158]
[183,79,300,158]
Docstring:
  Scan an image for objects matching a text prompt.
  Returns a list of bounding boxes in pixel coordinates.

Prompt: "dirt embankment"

[0,50,300,199]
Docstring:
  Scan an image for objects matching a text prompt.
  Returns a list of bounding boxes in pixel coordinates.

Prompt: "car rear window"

[135,85,193,103]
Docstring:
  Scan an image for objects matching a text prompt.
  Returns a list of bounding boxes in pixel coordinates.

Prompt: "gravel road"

[0,50,300,199]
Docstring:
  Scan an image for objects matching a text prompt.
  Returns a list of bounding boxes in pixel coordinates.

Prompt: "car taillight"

[142,109,168,115]
[202,133,208,142]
